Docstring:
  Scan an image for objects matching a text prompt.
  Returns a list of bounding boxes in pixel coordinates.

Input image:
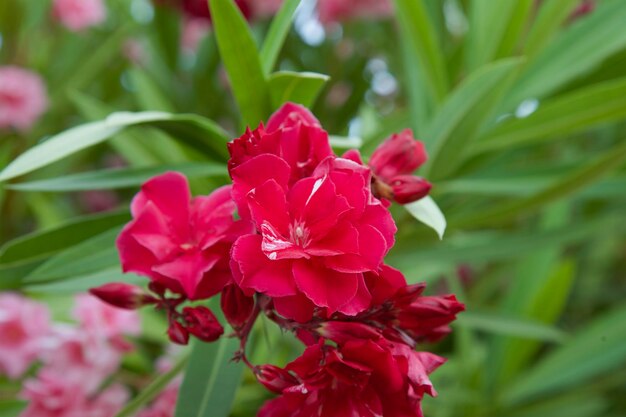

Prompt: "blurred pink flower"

[20,370,128,417]
[73,294,141,339]
[250,0,284,18]
[0,66,48,132]
[40,326,123,394]
[0,293,51,379]
[52,0,107,31]
[317,0,393,24]
[181,17,210,52]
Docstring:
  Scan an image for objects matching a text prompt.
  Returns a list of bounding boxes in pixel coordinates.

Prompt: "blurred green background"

[1,0,625,416]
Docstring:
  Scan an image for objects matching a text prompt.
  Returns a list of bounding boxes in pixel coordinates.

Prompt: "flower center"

[289,220,311,247]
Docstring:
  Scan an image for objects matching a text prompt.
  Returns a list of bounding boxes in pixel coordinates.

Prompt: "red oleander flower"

[116,172,252,300]
[228,103,333,217]
[258,335,444,417]
[230,156,396,322]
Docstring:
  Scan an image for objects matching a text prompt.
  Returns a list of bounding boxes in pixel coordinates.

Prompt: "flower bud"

[369,129,427,182]
[221,285,254,330]
[182,306,224,342]
[89,283,157,310]
[167,320,189,345]
[255,364,299,394]
[389,175,432,204]
[318,321,381,344]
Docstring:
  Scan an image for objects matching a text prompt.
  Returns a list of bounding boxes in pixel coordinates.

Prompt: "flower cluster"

[52,0,107,31]
[0,66,48,132]
[93,102,463,416]
[0,293,140,417]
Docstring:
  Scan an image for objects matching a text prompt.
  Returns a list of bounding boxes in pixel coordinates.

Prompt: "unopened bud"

[89,283,157,310]
[389,175,431,204]
[255,364,299,394]
[167,320,189,345]
[369,129,427,182]
[183,306,224,342]
[318,321,381,344]
[221,285,254,330]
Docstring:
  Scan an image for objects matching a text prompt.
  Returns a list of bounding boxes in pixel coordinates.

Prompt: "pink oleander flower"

[52,0,107,31]
[0,293,51,379]
[0,66,48,132]
[137,357,181,417]
[39,326,124,394]
[231,156,396,322]
[73,293,141,339]
[317,0,394,24]
[20,371,90,417]
[258,336,444,417]
[20,371,128,417]
[116,172,252,300]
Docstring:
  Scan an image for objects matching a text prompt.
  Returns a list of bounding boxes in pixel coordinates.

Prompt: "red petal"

[293,260,359,314]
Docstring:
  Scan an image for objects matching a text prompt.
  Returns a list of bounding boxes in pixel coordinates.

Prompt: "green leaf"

[329,135,363,149]
[209,0,271,128]
[503,306,626,405]
[393,0,448,104]
[175,336,244,417]
[27,268,143,293]
[0,112,230,182]
[129,68,176,112]
[0,211,129,265]
[523,0,582,56]
[474,77,626,154]
[423,58,523,180]
[115,355,188,417]
[260,0,301,75]
[24,228,121,284]
[456,311,567,343]
[465,0,525,70]
[505,0,626,108]
[268,71,330,109]
[8,163,227,192]
[404,196,447,239]
[454,141,626,227]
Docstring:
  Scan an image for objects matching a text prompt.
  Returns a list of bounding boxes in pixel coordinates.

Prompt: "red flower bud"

[89,283,157,310]
[389,175,432,204]
[220,285,254,330]
[255,364,299,394]
[167,320,189,345]
[318,321,381,344]
[182,306,224,342]
[369,129,428,182]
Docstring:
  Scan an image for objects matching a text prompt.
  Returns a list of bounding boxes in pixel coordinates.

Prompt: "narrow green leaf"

[505,0,626,108]
[24,228,121,284]
[456,311,567,343]
[27,268,143,293]
[465,0,521,70]
[115,355,188,417]
[0,211,129,265]
[474,77,626,154]
[209,0,271,128]
[175,336,244,417]
[0,112,230,182]
[423,58,523,180]
[8,163,227,192]
[404,196,446,239]
[268,71,329,109]
[393,0,448,103]
[260,0,301,75]
[503,306,626,404]
[524,0,583,56]
[129,68,176,112]
[454,141,626,227]
[329,135,363,149]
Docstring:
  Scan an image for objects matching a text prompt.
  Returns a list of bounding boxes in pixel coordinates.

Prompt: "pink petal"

[324,225,387,273]
[273,293,316,323]
[231,235,297,297]
[292,260,359,314]
[152,252,220,300]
